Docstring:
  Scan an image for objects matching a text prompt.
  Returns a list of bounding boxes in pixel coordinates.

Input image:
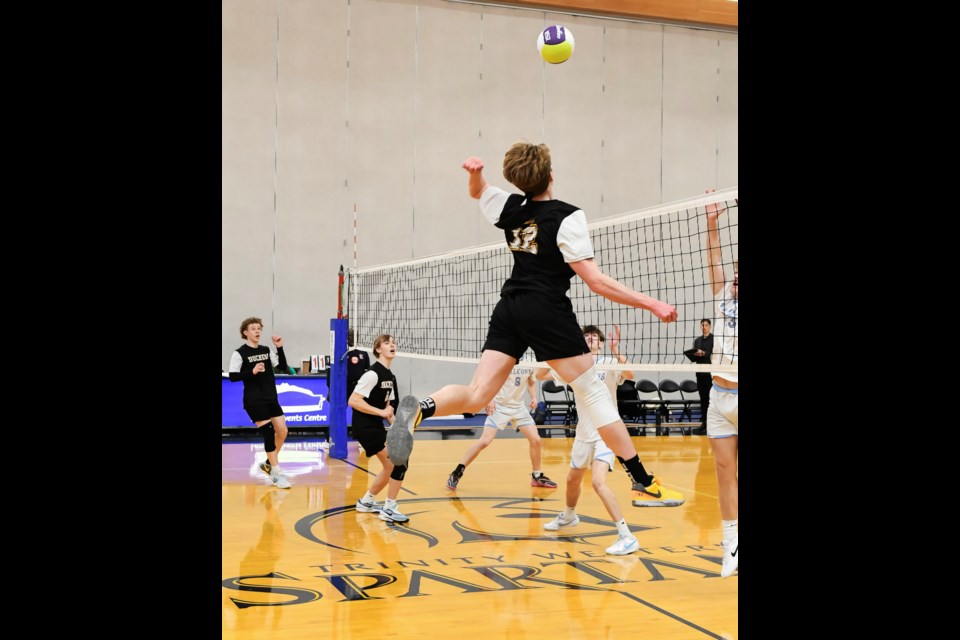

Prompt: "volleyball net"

[346,187,737,374]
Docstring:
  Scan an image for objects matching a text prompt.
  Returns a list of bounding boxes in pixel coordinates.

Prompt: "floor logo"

[294,496,656,553]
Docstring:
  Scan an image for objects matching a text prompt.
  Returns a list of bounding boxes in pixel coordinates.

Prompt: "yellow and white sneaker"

[631,477,684,507]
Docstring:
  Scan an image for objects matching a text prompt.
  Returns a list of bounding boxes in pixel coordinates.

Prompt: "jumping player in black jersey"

[349,334,411,523]
[228,317,292,489]
[388,142,684,507]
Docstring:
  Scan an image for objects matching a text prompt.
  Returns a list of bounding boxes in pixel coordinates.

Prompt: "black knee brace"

[390,463,407,481]
[258,423,277,453]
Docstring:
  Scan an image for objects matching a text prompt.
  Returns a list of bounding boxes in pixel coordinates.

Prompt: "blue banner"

[221,375,352,427]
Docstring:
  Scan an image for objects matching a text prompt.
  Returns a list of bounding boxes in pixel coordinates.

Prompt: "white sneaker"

[543,513,580,530]
[272,465,289,478]
[355,497,383,513]
[379,505,410,523]
[721,533,738,577]
[605,536,639,556]
[386,396,420,466]
[270,468,292,489]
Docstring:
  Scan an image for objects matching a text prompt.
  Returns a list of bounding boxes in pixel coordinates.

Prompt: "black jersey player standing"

[349,334,411,523]
[229,317,292,489]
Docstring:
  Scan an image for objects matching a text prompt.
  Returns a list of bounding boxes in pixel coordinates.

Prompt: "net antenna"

[347,188,737,375]
[341,205,364,363]
[347,203,361,350]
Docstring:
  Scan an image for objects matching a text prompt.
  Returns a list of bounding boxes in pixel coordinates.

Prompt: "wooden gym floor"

[222,433,737,639]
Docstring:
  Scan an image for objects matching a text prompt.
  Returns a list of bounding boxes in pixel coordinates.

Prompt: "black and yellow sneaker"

[631,477,685,507]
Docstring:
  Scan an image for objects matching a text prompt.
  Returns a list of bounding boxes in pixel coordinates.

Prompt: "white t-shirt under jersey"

[711,280,738,384]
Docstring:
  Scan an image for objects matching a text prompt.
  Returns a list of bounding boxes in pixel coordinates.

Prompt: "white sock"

[722,519,738,543]
[562,507,576,520]
[363,491,377,503]
[385,499,398,511]
[533,470,542,477]
[615,518,630,538]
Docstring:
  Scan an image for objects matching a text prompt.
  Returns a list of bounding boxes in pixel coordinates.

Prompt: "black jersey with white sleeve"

[228,344,287,403]
[479,185,594,297]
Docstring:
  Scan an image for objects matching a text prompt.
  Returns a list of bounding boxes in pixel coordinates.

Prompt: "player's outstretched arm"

[570,258,677,323]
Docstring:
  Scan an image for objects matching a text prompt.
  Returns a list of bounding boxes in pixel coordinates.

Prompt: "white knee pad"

[568,367,621,429]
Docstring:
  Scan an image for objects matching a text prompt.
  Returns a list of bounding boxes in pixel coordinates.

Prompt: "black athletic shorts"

[482,291,590,361]
[244,399,284,423]
[354,423,387,457]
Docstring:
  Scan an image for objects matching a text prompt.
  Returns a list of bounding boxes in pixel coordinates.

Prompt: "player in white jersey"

[540,325,654,556]
[581,324,634,401]
[705,190,738,578]
[445,364,557,490]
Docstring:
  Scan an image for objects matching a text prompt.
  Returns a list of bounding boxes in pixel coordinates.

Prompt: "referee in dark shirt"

[691,319,714,434]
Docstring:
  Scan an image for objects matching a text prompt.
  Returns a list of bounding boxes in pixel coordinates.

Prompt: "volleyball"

[537,25,574,64]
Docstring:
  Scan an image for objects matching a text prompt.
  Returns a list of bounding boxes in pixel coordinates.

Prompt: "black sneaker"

[258,461,271,476]
[446,472,461,490]
[531,473,558,488]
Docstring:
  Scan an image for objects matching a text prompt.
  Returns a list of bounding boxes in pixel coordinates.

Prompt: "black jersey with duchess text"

[229,344,287,404]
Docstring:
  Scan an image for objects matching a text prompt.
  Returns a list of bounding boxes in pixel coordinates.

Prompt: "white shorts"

[707,385,739,438]
[569,439,615,471]
[484,402,535,431]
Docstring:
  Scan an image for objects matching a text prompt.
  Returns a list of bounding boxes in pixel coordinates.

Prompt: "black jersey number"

[509,225,539,255]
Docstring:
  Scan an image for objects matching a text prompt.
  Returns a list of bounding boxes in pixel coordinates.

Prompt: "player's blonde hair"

[502,142,551,196]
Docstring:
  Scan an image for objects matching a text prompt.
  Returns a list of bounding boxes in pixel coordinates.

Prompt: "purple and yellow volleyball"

[537,25,575,64]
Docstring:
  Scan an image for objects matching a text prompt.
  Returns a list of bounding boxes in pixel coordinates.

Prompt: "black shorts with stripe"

[482,291,589,361]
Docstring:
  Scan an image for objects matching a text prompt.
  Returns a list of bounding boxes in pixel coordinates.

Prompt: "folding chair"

[617,380,643,435]
[679,379,702,424]
[540,380,576,435]
[634,379,665,436]
[658,379,689,436]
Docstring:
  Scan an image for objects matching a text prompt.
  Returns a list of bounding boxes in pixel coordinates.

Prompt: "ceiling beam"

[451,0,738,31]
